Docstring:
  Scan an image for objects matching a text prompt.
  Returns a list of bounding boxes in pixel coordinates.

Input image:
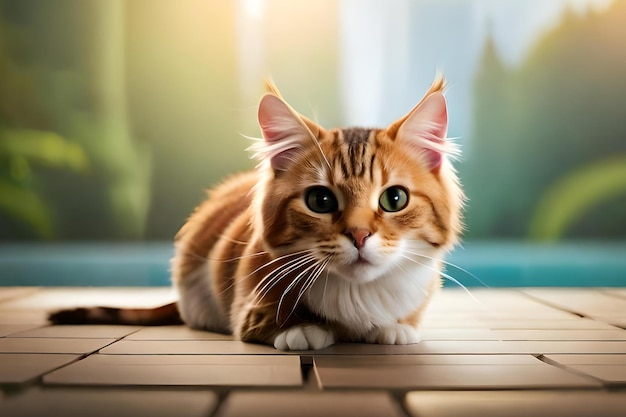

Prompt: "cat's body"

[171,76,463,350]
[50,76,464,351]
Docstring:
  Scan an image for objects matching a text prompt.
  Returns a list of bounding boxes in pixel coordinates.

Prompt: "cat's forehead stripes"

[333,128,377,179]
[341,127,372,145]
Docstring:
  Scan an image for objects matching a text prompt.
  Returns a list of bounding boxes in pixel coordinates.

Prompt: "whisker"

[215,233,250,246]
[317,258,332,306]
[398,253,492,314]
[276,259,320,321]
[177,247,268,264]
[254,255,315,304]
[246,249,313,286]
[294,256,330,306]
[402,247,489,288]
[173,247,273,300]
[216,249,313,298]
[278,256,330,323]
[276,258,319,309]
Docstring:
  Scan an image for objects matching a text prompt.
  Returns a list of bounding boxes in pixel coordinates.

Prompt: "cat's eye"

[305,186,339,214]
[379,186,409,212]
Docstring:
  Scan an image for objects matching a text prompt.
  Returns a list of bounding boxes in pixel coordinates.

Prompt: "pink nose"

[347,229,371,250]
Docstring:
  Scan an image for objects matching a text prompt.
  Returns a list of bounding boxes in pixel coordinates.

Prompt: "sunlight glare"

[242,0,265,21]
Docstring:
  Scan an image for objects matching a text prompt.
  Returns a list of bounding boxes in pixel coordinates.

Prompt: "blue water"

[0,241,625,287]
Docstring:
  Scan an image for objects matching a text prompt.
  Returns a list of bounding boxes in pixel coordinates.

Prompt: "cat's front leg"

[236,303,335,351]
[364,323,421,345]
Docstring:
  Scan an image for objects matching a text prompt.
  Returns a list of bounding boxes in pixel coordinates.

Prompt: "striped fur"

[172,75,464,350]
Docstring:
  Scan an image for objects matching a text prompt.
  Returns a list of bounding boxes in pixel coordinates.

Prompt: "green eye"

[379,186,409,212]
[305,186,339,214]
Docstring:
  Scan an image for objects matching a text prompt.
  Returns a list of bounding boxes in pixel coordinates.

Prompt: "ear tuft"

[396,91,456,173]
[252,94,311,171]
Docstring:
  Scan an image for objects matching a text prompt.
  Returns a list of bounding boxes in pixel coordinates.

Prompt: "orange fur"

[171,75,464,349]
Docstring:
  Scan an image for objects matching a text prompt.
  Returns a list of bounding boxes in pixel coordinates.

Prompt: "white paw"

[273,325,335,351]
[365,324,421,345]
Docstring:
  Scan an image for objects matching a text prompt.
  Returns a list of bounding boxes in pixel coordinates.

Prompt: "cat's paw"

[365,324,421,345]
[273,325,335,351]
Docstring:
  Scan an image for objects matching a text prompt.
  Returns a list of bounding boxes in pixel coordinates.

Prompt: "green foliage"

[0,180,53,238]
[464,2,626,240]
[0,129,88,172]
[0,129,89,238]
[529,156,626,241]
[0,0,152,240]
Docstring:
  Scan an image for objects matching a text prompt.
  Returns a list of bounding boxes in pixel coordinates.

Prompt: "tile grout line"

[30,334,132,387]
[204,389,230,417]
[518,289,626,329]
[534,354,609,387]
[597,288,626,300]
[391,391,417,417]
[302,355,325,391]
[518,290,590,319]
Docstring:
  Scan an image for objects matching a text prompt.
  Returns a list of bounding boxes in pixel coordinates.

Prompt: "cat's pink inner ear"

[258,94,308,171]
[398,92,448,172]
[259,94,289,143]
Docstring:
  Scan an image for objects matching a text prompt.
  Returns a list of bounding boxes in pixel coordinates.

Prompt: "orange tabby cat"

[51,76,464,351]
[170,75,463,350]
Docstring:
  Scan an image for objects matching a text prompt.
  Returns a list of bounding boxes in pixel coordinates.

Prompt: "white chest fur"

[304,256,439,336]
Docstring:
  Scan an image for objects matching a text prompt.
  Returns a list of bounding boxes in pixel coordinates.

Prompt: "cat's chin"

[332,261,390,284]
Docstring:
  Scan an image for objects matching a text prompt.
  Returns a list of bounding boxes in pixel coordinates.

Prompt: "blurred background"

[0,0,625,285]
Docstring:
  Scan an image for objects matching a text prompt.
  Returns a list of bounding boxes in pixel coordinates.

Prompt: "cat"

[50,75,464,351]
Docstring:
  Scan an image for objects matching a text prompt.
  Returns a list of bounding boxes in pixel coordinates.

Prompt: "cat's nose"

[346,229,371,250]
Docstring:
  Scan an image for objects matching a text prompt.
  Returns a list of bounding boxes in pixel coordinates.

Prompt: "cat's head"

[250,76,464,284]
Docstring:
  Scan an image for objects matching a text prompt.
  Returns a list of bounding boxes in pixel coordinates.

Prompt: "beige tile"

[0,354,79,383]
[420,318,489,329]
[609,318,626,328]
[475,311,576,320]
[420,329,499,340]
[545,354,626,385]
[405,391,626,417]
[314,355,542,367]
[424,310,574,320]
[591,316,626,327]
[0,287,176,310]
[0,337,116,354]
[429,289,571,316]
[0,387,217,417]
[522,289,626,317]
[316,340,626,355]
[9,324,140,339]
[0,287,41,303]
[0,324,43,337]
[604,289,626,300]
[126,325,232,341]
[562,365,626,384]
[216,391,403,417]
[0,310,50,324]
[310,343,416,355]
[481,319,620,330]
[545,354,626,365]
[100,339,283,355]
[44,354,302,387]
[492,329,626,341]
[314,363,599,389]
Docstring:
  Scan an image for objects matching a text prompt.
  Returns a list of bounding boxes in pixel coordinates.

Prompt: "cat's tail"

[48,302,183,326]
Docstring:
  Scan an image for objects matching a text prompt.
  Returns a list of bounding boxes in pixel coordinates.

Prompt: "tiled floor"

[1,287,626,417]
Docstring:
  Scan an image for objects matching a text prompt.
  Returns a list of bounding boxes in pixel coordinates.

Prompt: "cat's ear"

[256,94,317,171]
[394,90,451,174]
